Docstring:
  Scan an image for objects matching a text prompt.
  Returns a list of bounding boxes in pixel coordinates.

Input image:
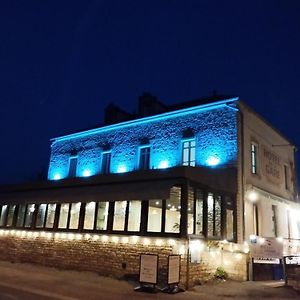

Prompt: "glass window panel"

[68,157,78,177]
[113,201,127,231]
[182,139,196,167]
[147,200,162,232]
[36,204,47,228]
[84,202,96,230]
[165,186,181,233]
[188,187,194,234]
[207,193,221,238]
[69,203,81,229]
[226,209,234,241]
[0,205,8,226]
[215,196,221,237]
[101,152,111,174]
[195,189,203,235]
[191,140,196,147]
[128,201,141,231]
[207,193,214,237]
[58,203,69,229]
[6,205,16,227]
[45,204,56,228]
[96,202,109,230]
[24,204,35,228]
[16,204,26,227]
[190,148,196,161]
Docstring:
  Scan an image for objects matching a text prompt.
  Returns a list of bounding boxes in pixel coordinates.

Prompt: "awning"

[0,180,179,204]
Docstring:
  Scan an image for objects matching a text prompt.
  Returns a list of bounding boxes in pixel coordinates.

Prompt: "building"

[0,94,299,287]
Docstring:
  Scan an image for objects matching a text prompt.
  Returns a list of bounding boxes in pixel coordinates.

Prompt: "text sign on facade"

[168,255,181,284]
[261,145,282,185]
[139,254,158,284]
[249,238,283,259]
[285,256,300,265]
[253,258,280,264]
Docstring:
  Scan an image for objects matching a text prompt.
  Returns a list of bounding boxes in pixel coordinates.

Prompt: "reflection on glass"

[0,205,8,226]
[58,203,69,229]
[165,186,181,233]
[226,209,234,240]
[36,204,47,228]
[113,201,126,231]
[128,201,141,231]
[207,193,221,237]
[84,202,96,230]
[96,202,109,230]
[25,204,35,228]
[147,199,162,232]
[45,204,56,228]
[69,203,81,229]
[16,204,26,227]
[6,205,16,227]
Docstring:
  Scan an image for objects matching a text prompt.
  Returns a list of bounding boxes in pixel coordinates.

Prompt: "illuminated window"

[165,187,181,233]
[84,202,96,230]
[69,203,81,229]
[16,204,26,227]
[36,204,47,228]
[147,200,162,232]
[96,202,109,230]
[113,201,127,231]
[187,187,194,234]
[45,204,56,228]
[182,140,196,167]
[68,156,78,177]
[6,205,16,227]
[207,193,221,238]
[0,205,7,226]
[225,196,234,241]
[101,152,111,174]
[24,204,35,228]
[58,203,70,229]
[195,189,204,235]
[139,146,150,170]
[251,143,258,174]
[128,201,141,231]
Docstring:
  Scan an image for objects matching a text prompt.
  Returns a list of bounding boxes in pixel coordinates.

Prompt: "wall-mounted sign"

[261,145,282,185]
[139,254,158,284]
[249,237,283,259]
[284,256,300,265]
[253,257,280,264]
[168,255,181,284]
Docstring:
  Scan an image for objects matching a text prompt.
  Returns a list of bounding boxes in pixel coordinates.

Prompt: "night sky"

[1,1,300,186]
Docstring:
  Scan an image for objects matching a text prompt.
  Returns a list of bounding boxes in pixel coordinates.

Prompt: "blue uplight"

[158,160,169,169]
[53,173,61,180]
[206,156,220,166]
[82,169,91,177]
[117,165,127,173]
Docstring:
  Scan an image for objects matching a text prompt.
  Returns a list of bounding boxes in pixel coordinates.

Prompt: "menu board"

[168,255,181,284]
[139,254,158,284]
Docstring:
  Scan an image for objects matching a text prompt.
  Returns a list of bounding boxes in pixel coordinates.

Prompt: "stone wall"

[0,233,248,288]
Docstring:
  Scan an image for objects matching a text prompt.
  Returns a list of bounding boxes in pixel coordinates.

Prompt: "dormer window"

[182,139,196,167]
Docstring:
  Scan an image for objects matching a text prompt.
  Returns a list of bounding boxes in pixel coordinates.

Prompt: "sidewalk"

[0,261,298,300]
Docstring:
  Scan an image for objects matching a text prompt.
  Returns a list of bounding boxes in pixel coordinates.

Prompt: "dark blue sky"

[0,0,300,185]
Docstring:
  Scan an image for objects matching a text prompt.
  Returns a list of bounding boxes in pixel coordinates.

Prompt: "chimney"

[138,92,166,117]
[104,103,132,125]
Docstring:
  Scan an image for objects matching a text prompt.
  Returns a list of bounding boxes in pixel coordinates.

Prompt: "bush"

[214,267,228,280]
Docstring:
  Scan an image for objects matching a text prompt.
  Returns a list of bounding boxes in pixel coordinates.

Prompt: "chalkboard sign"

[168,255,181,284]
[139,254,158,284]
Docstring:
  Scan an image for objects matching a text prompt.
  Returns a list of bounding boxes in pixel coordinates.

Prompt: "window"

[16,204,26,227]
[251,143,258,174]
[6,205,16,227]
[182,140,196,167]
[187,187,194,234]
[195,189,204,235]
[0,205,7,226]
[253,204,259,235]
[139,146,150,170]
[165,186,181,233]
[58,203,69,229]
[101,152,111,174]
[284,165,290,190]
[287,210,291,239]
[24,204,35,228]
[127,201,141,231]
[45,204,56,228]
[69,203,81,229]
[225,196,234,241]
[113,201,127,231]
[84,202,96,230]
[68,156,78,177]
[96,202,109,230]
[271,205,277,237]
[147,200,162,232]
[36,204,47,228]
[207,193,221,238]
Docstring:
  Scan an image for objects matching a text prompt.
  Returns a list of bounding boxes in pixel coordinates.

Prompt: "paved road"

[0,261,299,300]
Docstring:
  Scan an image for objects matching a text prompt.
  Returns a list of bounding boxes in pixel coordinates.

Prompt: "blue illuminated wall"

[48,100,238,180]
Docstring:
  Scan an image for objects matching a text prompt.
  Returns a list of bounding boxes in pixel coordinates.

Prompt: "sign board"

[284,256,300,265]
[261,145,282,185]
[253,258,280,264]
[139,254,158,284]
[168,255,181,284]
[249,237,283,259]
